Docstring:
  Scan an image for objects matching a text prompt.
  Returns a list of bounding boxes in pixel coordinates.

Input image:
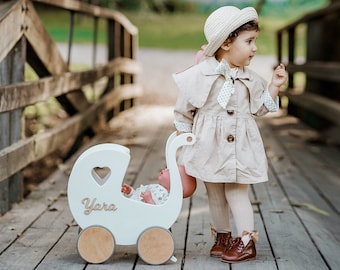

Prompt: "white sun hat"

[203,6,258,56]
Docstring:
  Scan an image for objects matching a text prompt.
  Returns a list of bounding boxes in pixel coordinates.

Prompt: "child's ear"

[221,41,231,51]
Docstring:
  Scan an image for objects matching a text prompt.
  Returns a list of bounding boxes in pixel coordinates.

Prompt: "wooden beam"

[0,57,141,112]
[103,83,142,112]
[0,0,24,63]
[287,62,340,83]
[23,0,92,114]
[24,0,67,74]
[0,83,142,183]
[32,0,138,35]
[286,91,340,125]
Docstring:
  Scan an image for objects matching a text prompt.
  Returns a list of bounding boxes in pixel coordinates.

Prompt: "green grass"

[37,8,108,43]
[125,11,206,50]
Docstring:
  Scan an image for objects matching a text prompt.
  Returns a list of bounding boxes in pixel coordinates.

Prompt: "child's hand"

[141,190,155,204]
[271,63,287,88]
[121,184,132,195]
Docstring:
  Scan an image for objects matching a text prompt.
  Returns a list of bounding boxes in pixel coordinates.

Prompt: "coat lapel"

[173,57,219,108]
[173,57,267,113]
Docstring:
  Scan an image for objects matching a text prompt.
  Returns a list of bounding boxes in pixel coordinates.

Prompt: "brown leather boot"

[210,232,232,257]
[220,237,256,263]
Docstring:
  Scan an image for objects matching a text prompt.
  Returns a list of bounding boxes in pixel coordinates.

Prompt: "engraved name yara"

[81,197,117,215]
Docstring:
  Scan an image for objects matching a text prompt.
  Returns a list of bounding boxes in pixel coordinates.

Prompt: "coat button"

[227,135,235,142]
[227,110,234,115]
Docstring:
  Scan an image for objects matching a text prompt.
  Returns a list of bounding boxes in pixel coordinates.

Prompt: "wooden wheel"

[77,226,115,264]
[137,227,175,265]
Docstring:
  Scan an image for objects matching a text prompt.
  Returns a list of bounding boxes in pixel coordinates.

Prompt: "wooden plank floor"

[0,105,339,270]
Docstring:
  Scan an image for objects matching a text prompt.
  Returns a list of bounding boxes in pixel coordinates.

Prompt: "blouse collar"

[199,56,252,80]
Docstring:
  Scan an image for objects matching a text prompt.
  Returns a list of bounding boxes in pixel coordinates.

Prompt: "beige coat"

[173,56,272,184]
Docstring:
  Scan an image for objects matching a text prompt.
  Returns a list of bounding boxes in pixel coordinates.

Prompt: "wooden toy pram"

[67,132,196,265]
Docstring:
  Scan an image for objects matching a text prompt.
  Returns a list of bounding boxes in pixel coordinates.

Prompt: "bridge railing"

[0,0,141,214]
[277,2,340,143]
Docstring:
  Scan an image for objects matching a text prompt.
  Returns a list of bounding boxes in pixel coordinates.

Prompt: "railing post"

[105,19,116,119]
[0,37,26,214]
[67,10,75,67]
[288,28,295,89]
[277,32,282,64]
[92,17,98,67]
[305,19,324,95]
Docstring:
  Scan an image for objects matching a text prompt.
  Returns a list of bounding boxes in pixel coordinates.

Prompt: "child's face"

[222,30,258,68]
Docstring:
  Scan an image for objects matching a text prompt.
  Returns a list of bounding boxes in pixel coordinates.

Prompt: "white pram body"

[67,132,195,264]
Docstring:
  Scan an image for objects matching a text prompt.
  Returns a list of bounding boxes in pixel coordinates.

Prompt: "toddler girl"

[173,6,287,263]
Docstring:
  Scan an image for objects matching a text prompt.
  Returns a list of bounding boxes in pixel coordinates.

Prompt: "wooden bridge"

[0,96,339,269]
[0,1,339,269]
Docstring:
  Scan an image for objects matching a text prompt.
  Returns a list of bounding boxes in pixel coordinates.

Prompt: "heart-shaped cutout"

[91,167,111,186]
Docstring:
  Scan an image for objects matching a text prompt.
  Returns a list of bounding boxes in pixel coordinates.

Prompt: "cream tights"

[204,182,254,237]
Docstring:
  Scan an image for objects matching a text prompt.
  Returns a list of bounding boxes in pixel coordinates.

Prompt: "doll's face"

[158,169,171,191]
[157,166,196,197]
[220,30,258,68]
